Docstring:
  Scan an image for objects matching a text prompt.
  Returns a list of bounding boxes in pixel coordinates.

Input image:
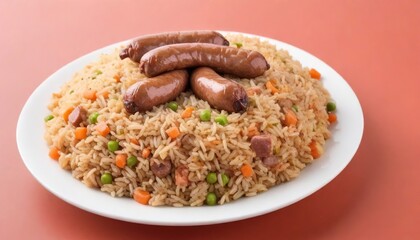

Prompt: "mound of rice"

[44,34,333,207]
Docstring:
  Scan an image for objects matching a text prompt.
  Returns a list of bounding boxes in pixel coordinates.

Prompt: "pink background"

[2,0,419,239]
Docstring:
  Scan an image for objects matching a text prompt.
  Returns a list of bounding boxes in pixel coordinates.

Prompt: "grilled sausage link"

[123,70,188,114]
[139,43,270,78]
[191,67,248,113]
[120,30,229,62]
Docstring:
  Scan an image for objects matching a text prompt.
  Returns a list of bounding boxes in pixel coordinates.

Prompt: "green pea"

[206,172,217,184]
[100,172,113,184]
[206,192,217,206]
[167,101,178,112]
[326,102,336,112]
[215,115,228,126]
[107,140,119,152]
[200,109,211,122]
[232,42,243,48]
[88,112,99,124]
[44,115,54,122]
[94,69,102,75]
[127,156,138,168]
[221,173,229,187]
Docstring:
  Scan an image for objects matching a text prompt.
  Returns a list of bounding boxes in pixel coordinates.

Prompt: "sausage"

[139,43,270,78]
[250,134,272,158]
[68,106,87,127]
[190,67,248,113]
[123,70,188,114]
[150,158,172,178]
[120,30,229,62]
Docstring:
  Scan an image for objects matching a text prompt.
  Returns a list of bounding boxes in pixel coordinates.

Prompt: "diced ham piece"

[175,165,189,186]
[278,99,293,109]
[250,134,272,158]
[180,134,196,150]
[68,106,87,127]
[150,158,172,178]
[262,156,279,167]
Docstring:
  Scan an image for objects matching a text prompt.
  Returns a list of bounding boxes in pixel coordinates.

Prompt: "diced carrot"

[113,74,121,83]
[49,146,60,160]
[240,164,254,177]
[284,109,298,126]
[247,124,259,138]
[52,92,62,98]
[97,89,109,99]
[115,154,127,168]
[75,127,88,140]
[266,81,280,94]
[133,188,151,205]
[309,68,321,80]
[181,107,194,119]
[309,140,323,159]
[328,112,337,123]
[165,126,180,139]
[211,140,221,145]
[142,148,151,158]
[63,106,74,123]
[95,122,110,137]
[83,90,97,101]
[130,138,139,145]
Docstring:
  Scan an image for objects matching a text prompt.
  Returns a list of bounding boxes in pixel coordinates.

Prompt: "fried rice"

[44,34,333,206]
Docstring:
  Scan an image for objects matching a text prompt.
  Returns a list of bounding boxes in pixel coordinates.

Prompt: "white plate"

[16,32,364,226]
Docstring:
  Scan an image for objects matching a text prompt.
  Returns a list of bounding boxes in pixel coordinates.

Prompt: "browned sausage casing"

[191,67,248,113]
[139,43,270,78]
[123,70,188,114]
[120,30,229,62]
